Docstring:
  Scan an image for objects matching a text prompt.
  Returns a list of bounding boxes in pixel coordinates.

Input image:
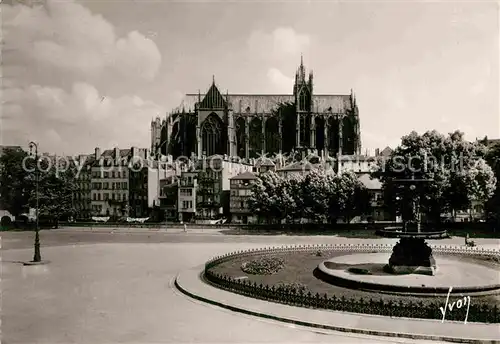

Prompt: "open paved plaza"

[2,229,499,343]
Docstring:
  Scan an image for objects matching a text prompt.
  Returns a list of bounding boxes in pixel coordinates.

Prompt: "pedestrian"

[465,233,469,245]
[184,223,187,232]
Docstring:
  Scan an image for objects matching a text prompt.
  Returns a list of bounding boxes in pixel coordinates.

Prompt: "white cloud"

[3,0,161,82]
[247,27,310,61]
[2,0,164,154]
[3,83,164,154]
[267,68,294,93]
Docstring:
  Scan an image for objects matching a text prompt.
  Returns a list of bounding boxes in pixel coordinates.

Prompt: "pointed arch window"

[201,114,223,156]
[299,90,307,111]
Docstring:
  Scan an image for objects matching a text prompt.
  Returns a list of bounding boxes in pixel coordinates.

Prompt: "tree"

[301,168,333,223]
[0,148,31,217]
[327,172,369,224]
[373,130,496,224]
[26,158,77,228]
[286,174,305,222]
[248,171,282,223]
[485,142,500,227]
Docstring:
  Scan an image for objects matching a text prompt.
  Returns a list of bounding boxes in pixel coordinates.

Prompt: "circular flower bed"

[241,256,285,275]
[205,244,500,323]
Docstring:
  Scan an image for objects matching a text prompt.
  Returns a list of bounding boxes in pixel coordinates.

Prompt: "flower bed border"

[204,243,500,323]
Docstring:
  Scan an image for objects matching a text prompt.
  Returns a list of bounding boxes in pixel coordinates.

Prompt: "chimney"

[131,146,138,159]
[95,147,100,160]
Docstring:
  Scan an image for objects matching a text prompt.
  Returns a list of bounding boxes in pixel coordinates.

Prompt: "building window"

[201,114,224,156]
[180,188,193,196]
[299,90,307,111]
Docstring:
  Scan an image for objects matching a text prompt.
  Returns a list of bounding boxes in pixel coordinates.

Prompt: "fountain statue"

[379,174,444,276]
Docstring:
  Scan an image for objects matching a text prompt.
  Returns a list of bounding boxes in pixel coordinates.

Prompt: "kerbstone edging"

[175,269,500,344]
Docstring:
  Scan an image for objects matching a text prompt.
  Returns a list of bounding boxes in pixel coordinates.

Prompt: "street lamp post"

[29,141,41,263]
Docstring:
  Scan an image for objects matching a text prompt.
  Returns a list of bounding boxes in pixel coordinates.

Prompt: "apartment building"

[338,147,392,174]
[89,147,150,218]
[73,154,93,220]
[159,176,178,221]
[229,171,258,224]
[195,155,253,220]
[276,161,319,178]
[178,170,197,222]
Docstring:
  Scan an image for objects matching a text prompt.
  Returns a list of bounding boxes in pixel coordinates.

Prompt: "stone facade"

[152,59,361,160]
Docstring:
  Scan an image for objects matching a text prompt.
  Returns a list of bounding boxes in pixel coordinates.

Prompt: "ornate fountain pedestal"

[386,236,437,276]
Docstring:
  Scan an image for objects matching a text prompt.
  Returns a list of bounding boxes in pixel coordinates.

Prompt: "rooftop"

[278,161,317,172]
[230,171,258,180]
[255,157,276,167]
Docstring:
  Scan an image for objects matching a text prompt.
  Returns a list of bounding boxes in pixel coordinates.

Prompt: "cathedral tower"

[293,55,313,148]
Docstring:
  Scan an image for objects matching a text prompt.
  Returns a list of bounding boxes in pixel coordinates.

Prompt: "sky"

[2,0,499,155]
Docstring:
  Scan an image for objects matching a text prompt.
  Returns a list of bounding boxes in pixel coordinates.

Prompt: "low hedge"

[203,244,500,323]
[204,269,499,323]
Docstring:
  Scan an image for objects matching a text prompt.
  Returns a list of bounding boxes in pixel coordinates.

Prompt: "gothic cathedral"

[151,58,361,160]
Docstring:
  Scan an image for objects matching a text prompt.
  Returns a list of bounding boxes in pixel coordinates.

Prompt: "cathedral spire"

[297,54,306,84]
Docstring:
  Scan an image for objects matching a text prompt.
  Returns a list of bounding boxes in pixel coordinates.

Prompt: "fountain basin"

[317,253,500,295]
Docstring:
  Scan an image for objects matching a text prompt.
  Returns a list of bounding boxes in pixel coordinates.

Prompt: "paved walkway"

[176,264,500,343]
[5,241,446,344]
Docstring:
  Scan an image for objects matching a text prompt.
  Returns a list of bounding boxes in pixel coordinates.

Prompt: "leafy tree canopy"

[248,168,369,224]
[0,148,30,216]
[372,130,496,222]
[0,148,78,223]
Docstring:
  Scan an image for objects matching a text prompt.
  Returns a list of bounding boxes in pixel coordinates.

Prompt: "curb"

[174,273,497,344]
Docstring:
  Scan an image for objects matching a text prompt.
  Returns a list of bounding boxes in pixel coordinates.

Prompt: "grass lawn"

[208,250,500,308]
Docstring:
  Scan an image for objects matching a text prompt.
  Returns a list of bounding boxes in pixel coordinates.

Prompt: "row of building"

[62,143,393,222]
[158,147,393,224]
[1,142,486,224]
